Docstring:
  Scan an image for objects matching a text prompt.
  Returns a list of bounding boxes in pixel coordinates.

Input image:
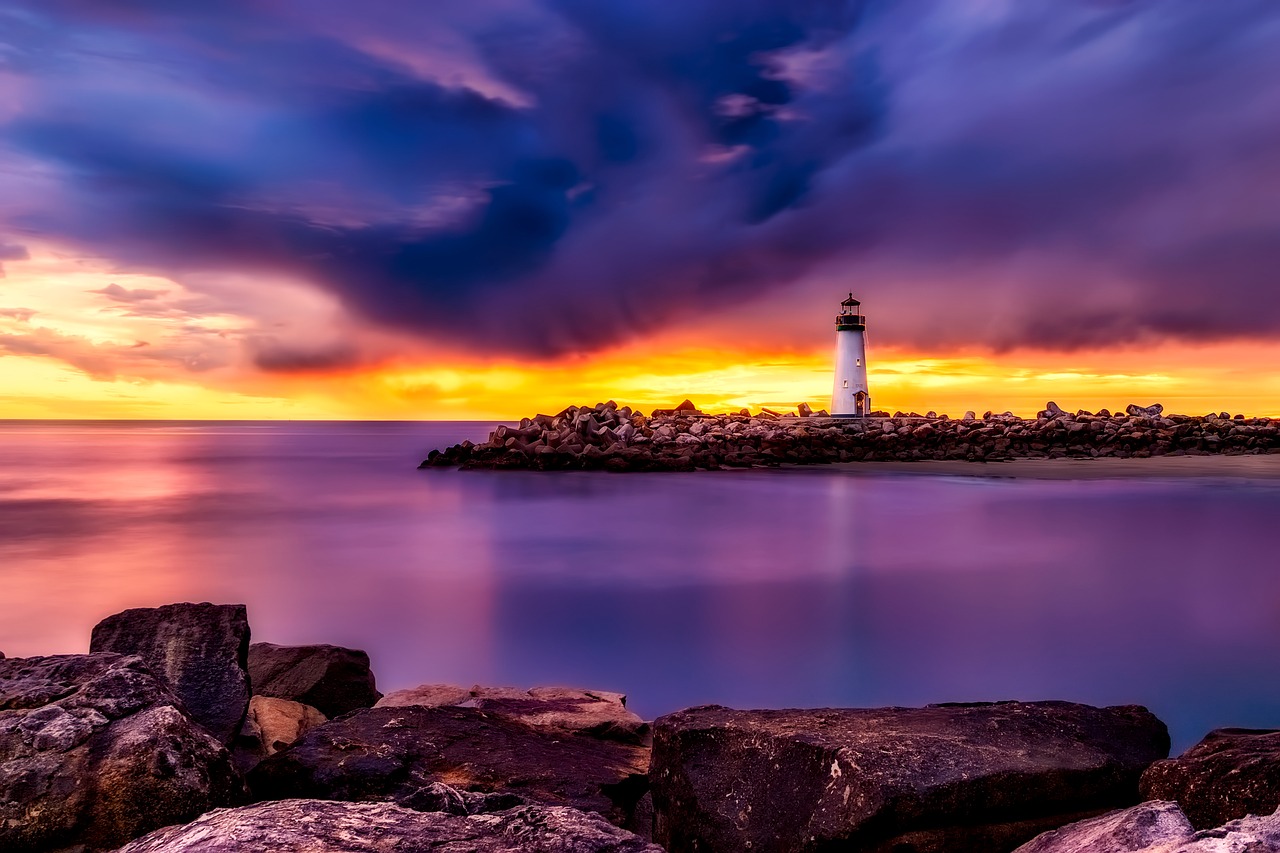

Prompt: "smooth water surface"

[2,420,1279,750]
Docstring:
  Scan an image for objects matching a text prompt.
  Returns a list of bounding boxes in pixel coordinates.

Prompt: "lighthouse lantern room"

[831,294,871,417]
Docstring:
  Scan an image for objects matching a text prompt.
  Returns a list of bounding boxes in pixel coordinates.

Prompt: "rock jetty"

[6,602,1280,852]
[420,400,1279,471]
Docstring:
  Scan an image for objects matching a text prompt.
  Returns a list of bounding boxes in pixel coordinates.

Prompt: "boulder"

[1140,728,1280,829]
[249,706,651,829]
[1166,809,1280,851]
[376,685,649,744]
[398,781,525,816]
[1013,801,1195,852]
[89,602,250,745]
[651,701,1170,853]
[0,654,246,853]
[247,642,380,718]
[1015,802,1280,853]
[797,402,813,417]
[1126,403,1165,419]
[377,683,473,708]
[231,695,325,773]
[112,799,665,853]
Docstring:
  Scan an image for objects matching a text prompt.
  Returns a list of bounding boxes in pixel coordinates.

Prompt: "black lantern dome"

[836,293,866,331]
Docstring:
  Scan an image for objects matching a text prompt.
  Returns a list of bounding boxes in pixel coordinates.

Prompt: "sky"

[0,0,1278,419]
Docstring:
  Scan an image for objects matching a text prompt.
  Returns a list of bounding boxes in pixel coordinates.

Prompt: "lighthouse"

[831,294,871,417]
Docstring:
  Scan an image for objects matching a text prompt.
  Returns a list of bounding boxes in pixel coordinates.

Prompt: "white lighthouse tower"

[831,294,871,417]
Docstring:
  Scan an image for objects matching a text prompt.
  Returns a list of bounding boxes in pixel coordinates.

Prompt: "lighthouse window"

[843,380,848,388]
[856,358,861,366]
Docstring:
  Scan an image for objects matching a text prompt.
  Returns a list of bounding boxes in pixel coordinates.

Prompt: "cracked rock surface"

[0,653,245,853]
[112,799,665,853]
[650,701,1170,853]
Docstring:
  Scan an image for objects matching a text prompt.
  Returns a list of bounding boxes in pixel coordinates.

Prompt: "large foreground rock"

[1014,801,1280,852]
[651,701,1170,853]
[114,799,664,853]
[1140,728,1280,829]
[231,695,325,773]
[0,654,246,853]
[90,603,250,745]
[249,705,650,829]
[1013,801,1195,852]
[248,642,380,717]
[376,685,648,744]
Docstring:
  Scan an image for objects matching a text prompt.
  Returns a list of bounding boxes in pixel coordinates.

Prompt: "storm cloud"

[1,0,1278,358]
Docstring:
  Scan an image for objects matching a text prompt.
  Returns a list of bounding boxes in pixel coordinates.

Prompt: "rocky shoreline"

[5,603,1280,851]
[420,401,1280,472]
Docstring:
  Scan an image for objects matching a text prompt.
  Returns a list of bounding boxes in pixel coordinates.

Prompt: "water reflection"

[1,420,1278,750]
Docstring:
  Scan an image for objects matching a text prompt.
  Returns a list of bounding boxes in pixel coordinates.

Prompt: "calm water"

[2,420,1279,751]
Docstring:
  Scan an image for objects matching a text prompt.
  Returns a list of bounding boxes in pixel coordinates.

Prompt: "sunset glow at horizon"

[1,2,1277,420]
[3,243,1279,421]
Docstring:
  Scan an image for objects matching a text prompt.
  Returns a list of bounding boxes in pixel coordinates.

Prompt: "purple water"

[2,420,1278,751]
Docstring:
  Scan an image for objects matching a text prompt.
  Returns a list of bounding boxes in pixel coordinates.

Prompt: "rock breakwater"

[421,401,1280,471]
[6,603,1280,851]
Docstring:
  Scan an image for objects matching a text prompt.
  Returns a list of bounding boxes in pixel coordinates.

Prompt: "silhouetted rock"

[112,800,665,853]
[651,701,1170,853]
[1013,801,1194,852]
[90,602,250,745]
[1140,728,1280,829]
[0,653,246,853]
[1126,403,1165,418]
[249,705,650,829]
[231,695,325,773]
[376,685,649,744]
[247,642,380,718]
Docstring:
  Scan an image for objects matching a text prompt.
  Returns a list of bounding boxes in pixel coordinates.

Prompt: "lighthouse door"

[855,391,868,416]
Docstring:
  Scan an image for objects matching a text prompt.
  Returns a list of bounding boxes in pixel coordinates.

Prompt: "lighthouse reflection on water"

[832,294,871,417]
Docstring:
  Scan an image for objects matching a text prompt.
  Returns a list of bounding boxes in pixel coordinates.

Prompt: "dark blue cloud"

[1,0,1278,357]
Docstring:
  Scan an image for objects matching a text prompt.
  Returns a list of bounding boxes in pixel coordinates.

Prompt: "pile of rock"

[420,401,1280,471]
[6,603,1280,851]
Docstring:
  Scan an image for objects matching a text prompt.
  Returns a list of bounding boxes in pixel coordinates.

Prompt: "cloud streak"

[0,0,1278,362]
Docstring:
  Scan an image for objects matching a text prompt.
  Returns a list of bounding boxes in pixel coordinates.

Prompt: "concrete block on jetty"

[420,400,1280,471]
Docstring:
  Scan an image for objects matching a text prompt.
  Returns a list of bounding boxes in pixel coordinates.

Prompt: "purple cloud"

[0,0,1277,358]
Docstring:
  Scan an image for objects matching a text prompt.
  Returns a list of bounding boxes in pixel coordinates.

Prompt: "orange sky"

[1,248,1278,420]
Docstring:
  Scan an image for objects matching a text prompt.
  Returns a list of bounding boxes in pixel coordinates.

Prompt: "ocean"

[2,419,1278,751]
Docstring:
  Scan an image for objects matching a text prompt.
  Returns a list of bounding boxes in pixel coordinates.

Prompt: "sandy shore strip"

[826,454,1280,481]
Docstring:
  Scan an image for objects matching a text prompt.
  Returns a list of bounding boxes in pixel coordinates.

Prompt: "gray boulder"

[112,799,665,853]
[248,705,650,830]
[89,602,250,745]
[651,701,1170,853]
[247,642,380,717]
[0,654,246,853]
[1015,802,1280,852]
[1165,809,1280,851]
[1141,728,1280,829]
[1013,801,1195,852]
[1126,403,1165,418]
[376,685,649,744]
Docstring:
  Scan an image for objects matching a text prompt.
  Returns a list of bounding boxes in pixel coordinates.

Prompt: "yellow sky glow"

[1,249,1278,420]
